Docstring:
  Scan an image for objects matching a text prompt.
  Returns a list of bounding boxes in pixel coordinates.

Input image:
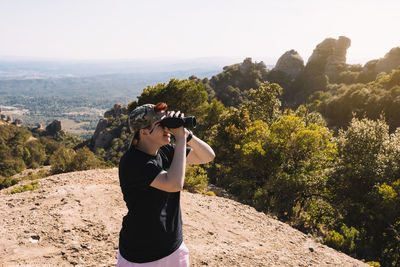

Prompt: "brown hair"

[130,102,168,147]
[154,102,168,113]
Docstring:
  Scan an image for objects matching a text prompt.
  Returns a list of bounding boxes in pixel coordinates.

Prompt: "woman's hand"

[165,110,185,139]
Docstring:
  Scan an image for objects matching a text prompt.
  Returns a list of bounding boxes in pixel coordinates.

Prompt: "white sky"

[0,0,399,64]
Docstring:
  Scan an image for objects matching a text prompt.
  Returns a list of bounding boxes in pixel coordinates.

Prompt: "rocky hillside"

[0,169,368,266]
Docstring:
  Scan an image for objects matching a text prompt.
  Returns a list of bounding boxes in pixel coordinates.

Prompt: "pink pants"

[116,242,189,267]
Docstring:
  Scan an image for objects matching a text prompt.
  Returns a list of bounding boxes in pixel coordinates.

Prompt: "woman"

[117,102,215,267]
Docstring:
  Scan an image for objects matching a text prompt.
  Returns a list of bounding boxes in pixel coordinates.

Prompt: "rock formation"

[239,57,253,74]
[306,36,351,79]
[0,106,23,126]
[45,120,62,135]
[12,118,23,127]
[92,118,113,149]
[104,103,126,118]
[91,103,128,150]
[238,57,268,77]
[371,47,400,74]
[93,119,108,139]
[273,49,304,79]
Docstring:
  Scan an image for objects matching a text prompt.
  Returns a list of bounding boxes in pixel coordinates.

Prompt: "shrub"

[0,159,26,177]
[184,165,209,193]
[203,191,216,196]
[69,147,101,171]
[325,224,359,254]
[365,261,381,267]
[0,176,20,190]
[8,181,39,194]
[50,147,102,174]
[49,147,74,174]
[325,230,345,250]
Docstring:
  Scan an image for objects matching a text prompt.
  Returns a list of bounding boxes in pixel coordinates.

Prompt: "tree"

[209,110,336,220]
[25,141,46,168]
[327,117,400,264]
[69,147,101,171]
[246,82,282,124]
[377,178,400,265]
[209,58,268,107]
[195,99,226,142]
[207,106,252,186]
[259,115,336,218]
[133,78,208,118]
[49,147,74,174]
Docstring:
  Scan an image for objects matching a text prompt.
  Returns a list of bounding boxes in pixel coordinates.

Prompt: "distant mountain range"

[0,57,274,98]
[0,57,275,80]
[0,57,274,138]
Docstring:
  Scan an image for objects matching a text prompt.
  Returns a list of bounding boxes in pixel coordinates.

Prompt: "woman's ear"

[140,128,149,136]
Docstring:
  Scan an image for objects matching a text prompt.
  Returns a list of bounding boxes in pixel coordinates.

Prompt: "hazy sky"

[0,0,399,64]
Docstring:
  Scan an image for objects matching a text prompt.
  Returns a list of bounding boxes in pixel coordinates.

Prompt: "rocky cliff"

[306,36,351,80]
[273,49,304,79]
[0,106,23,126]
[365,47,400,75]
[45,120,63,135]
[0,168,369,266]
[91,103,127,150]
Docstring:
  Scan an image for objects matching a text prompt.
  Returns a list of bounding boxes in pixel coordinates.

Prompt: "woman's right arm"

[150,126,186,192]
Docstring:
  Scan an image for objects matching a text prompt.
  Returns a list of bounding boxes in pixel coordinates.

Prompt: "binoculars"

[159,116,196,129]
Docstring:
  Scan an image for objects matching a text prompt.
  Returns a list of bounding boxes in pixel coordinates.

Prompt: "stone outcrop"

[359,47,400,81]
[45,120,62,135]
[104,103,126,118]
[92,118,113,149]
[373,47,400,74]
[12,118,23,127]
[93,119,109,138]
[273,50,304,79]
[237,57,268,77]
[91,103,128,150]
[306,36,351,79]
[93,129,115,149]
[239,57,253,74]
[0,106,23,125]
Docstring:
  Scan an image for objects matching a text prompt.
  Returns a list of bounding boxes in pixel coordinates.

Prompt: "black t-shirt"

[118,143,190,263]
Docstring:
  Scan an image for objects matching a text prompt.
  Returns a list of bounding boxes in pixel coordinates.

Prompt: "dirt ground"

[0,168,368,267]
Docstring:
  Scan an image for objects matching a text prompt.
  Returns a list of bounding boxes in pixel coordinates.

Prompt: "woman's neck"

[135,140,159,156]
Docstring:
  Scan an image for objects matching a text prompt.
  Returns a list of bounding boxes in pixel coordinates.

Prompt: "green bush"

[365,261,381,267]
[69,147,101,171]
[0,176,20,190]
[8,181,39,194]
[0,124,75,176]
[49,147,75,174]
[325,224,359,254]
[203,191,216,196]
[50,146,102,174]
[25,140,46,168]
[327,117,400,264]
[325,230,345,250]
[184,165,209,193]
[301,198,336,230]
[0,159,26,177]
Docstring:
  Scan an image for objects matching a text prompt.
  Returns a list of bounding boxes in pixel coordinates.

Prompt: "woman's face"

[148,115,171,145]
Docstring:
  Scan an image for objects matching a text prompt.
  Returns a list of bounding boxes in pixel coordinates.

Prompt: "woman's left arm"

[186,130,215,165]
